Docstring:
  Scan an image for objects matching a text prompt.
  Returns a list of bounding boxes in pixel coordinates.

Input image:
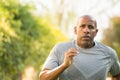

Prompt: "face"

[74,16,98,48]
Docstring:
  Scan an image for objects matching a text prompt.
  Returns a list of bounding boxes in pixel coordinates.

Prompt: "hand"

[62,48,78,68]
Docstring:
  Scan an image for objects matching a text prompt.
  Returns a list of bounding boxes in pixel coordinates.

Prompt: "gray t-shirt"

[42,40,120,80]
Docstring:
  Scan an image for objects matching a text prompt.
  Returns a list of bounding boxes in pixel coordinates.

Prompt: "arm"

[39,64,68,80]
[109,48,120,80]
[39,48,78,80]
[111,73,120,80]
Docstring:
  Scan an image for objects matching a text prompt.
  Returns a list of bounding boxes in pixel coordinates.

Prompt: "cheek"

[77,28,83,34]
[77,31,82,36]
[91,31,97,37]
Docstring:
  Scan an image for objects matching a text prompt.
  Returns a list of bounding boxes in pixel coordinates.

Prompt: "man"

[39,15,120,80]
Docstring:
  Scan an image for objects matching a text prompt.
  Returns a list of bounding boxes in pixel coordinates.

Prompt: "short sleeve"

[109,49,120,76]
[42,44,59,70]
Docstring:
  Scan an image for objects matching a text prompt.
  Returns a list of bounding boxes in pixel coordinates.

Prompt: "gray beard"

[80,41,94,48]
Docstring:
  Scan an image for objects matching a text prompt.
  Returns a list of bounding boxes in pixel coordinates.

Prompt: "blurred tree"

[102,16,120,59]
[33,0,76,33]
[26,0,120,41]
[0,0,68,80]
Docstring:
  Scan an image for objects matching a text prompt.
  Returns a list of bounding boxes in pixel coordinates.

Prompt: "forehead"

[77,16,96,26]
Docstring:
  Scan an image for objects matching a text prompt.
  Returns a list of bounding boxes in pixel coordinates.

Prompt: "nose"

[83,26,90,33]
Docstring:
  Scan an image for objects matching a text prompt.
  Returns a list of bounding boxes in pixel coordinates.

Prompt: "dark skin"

[112,74,120,80]
[74,15,98,49]
[39,15,120,80]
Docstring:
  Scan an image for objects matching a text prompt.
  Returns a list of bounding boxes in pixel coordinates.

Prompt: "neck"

[76,40,95,49]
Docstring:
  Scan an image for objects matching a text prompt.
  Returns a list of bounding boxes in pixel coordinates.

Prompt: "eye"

[88,25,95,29]
[80,24,86,28]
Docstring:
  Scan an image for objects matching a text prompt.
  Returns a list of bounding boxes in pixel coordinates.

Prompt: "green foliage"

[0,0,68,80]
[102,16,120,59]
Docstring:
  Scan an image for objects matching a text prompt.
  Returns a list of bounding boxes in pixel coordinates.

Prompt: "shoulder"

[54,41,73,50]
[95,41,115,51]
[49,41,73,58]
[95,41,117,57]
[50,41,73,54]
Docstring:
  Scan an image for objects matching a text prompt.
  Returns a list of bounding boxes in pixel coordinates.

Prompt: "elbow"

[39,73,42,80]
[39,72,48,80]
[39,72,44,80]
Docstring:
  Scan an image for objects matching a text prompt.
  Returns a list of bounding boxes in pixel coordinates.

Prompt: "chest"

[73,52,112,74]
[59,50,112,80]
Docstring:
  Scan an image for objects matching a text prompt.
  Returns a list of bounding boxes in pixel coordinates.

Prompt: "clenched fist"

[62,48,78,68]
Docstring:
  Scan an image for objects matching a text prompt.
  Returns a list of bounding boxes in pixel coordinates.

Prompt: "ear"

[74,26,77,34]
[95,29,98,36]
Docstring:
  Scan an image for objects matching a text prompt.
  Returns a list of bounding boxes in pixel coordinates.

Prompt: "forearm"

[111,73,120,80]
[39,64,68,80]
[39,48,77,80]
[111,77,120,80]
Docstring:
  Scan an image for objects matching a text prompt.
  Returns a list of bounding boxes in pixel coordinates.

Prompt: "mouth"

[81,36,91,40]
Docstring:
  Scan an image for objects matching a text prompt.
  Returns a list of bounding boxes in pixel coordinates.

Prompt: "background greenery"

[0,0,68,80]
[0,0,120,80]
[102,17,120,59]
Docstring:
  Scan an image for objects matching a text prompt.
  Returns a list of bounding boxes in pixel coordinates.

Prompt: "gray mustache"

[82,36,91,38]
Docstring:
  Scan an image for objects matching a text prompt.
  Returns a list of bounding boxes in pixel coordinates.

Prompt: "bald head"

[74,15,98,48]
[76,15,97,27]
